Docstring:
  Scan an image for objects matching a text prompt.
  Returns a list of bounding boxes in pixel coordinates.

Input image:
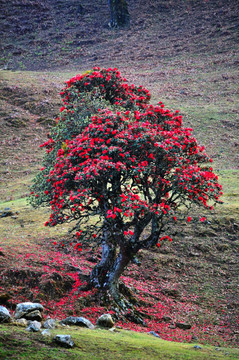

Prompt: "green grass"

[0,325,238,360]
[0,197,71,243]
[218,170,239,216]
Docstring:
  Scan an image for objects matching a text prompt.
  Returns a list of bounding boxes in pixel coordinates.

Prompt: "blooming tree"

[30,67,222,313]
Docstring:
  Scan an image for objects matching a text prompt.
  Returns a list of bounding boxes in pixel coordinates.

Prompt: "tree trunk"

[90,241,116,289]
[105,246,147,325]
[91,244,136,306]
[108,0,130,28]
[106,247,132,304]
[89,239,146,325]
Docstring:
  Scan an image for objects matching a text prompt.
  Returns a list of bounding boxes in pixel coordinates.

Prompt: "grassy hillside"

[1,325,239,360]
[0,0,238,356]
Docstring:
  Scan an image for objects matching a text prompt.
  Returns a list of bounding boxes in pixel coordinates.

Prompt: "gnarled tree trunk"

[104,246,132,302]
[89,241,146,324]
[90,242,132,294]
[90,241,117,288]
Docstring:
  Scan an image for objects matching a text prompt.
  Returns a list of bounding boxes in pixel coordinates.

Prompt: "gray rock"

[175,322,192,330]
[26,320,41,332]
[15,302,43,320]
[25,310,42,321]
[148,331,160,338]
[43,318,56,329]
[41,329,51,336]
[96,314,115,328]
[0,208,13,218]
[189,251,200,257]
[194,345,202,349]
[60,316,94,329]
[0,305,11,323]
[108,327,116,332]
[15,318,28,327]
[54,335,74,348]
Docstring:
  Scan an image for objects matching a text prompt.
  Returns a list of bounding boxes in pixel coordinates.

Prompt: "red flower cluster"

[43,98,222,247]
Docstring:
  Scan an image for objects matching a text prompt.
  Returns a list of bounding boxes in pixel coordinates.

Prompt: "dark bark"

[106,247,132,288]
[90,241,117,289]
[108,0,130,28]
[89,217,153,300]
[87,215,160,324]
[90,243,146,324]
[90,243,132,290]
[90,241,133,299]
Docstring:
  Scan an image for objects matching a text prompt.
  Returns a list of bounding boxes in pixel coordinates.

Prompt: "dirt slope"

[0,0,238,71]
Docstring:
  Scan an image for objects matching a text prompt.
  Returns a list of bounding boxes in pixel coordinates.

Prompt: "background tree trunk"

[108,0,130,28]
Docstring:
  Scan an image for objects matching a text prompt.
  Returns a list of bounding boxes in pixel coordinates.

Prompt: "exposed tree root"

[78,279,147,326]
